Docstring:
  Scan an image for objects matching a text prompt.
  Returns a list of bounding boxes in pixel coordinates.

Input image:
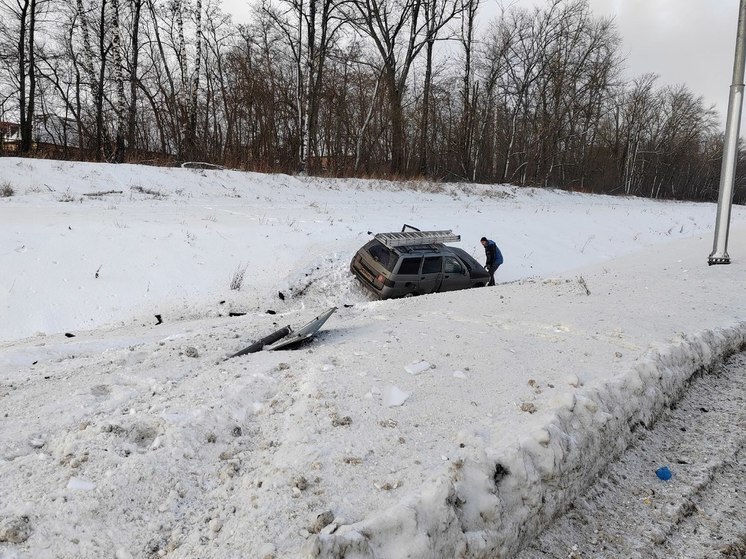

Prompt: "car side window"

[397,257,422,275]
[422,256,443,274]
[444,256,465,274]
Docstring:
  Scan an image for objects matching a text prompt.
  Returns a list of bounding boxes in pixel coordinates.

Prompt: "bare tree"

[345,0,427,175]
[616,73,659,195]
[261,0,344,173]
[0,0,734,203]
[417,0,462,175]
[127,0,143,155]
[111,0,126,161]
[183,0,202,159]
[454,0,478,178]
[1,0,40,153]
[97,0,114,158]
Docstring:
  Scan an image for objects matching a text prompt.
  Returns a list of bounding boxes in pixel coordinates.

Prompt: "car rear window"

[366,241,398,271]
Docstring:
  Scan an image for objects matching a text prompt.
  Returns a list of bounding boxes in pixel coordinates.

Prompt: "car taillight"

[374,274,385,288]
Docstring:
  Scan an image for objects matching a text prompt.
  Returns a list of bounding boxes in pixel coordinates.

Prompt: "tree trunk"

[127,0,143,155]
[296,0,306,173]
[18,0,29,153]
[18,0,37,154]
[354,70,383,173]
[388,73,405,175]
[459,0,476,178]
[95,0,109,160]
[111,0,126,162]
[418,38,433,175]
[185,0,202,160]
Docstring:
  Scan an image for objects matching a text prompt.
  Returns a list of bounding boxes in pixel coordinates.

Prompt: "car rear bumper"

[350,258,386,298]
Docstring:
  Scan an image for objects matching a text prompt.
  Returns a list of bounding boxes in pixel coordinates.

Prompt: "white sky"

[222,0,740,127]
[2,158,746,557]
[574,0,738,126]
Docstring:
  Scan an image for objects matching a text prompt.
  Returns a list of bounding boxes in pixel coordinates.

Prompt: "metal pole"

[709,0,746,265]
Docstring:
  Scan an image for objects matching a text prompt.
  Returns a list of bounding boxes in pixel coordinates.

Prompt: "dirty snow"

[0,158,745,558]
[517,352,746,559]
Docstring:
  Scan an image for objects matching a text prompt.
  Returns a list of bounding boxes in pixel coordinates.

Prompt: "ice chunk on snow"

[453,370,467,379]
[565,374,582,387]
[382,385,410,407]
[67,477,96,490]
[533,428,551,446]
[404,360,430,375]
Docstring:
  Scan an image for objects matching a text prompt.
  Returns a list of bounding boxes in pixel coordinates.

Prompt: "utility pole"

[709,0,746,265]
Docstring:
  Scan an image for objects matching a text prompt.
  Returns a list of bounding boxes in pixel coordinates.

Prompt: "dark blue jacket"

[485,240,503,266]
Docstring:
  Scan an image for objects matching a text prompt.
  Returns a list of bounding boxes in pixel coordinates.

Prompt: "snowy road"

[517,352,746,559]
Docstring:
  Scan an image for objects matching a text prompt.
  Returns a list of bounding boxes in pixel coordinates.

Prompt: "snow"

[516,351,746,558]
[1,157,745,558]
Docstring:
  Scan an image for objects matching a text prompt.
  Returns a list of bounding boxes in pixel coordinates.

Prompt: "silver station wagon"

[350,227,490,299]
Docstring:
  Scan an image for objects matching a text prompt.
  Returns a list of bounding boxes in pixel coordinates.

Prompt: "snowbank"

[307,323,746,557]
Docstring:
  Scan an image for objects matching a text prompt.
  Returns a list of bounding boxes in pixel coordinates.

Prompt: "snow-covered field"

[1,158,745,558]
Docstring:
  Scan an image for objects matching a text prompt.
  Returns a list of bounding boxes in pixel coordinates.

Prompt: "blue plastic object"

[655,466,672,480]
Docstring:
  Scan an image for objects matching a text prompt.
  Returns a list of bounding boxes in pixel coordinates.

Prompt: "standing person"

[480,236,503,286]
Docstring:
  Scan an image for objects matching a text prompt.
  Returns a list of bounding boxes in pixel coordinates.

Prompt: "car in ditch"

[349,227,490,299]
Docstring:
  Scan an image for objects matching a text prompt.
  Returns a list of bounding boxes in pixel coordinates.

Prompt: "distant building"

[0,116,79,156]
[0,121,21,153]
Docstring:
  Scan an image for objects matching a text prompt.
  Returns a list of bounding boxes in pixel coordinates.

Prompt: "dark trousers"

[487,263,499,286]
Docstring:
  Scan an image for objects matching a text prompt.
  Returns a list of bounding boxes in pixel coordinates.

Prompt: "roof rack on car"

[375,230,461,248]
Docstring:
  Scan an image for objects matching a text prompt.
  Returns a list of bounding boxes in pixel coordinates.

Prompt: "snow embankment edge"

[302,321,746,558]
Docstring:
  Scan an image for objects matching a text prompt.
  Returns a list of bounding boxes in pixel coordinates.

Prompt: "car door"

[440,255,472,292]
[418,256,443,294]
[395,256,423,296]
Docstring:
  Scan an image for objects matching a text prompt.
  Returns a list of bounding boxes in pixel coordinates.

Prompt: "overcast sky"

[224,0,740,129]
[562,0,738,127]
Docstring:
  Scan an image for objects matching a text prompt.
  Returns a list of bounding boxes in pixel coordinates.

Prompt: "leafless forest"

[1,0,744,202]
